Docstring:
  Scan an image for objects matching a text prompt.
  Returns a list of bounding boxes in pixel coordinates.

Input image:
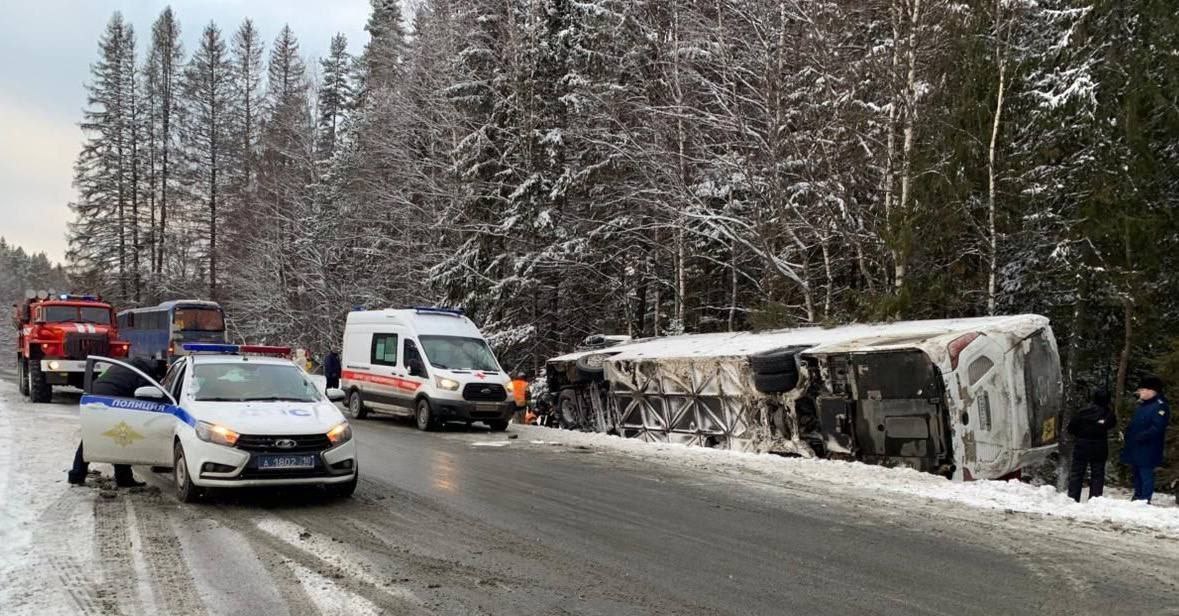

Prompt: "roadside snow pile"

[511,424,1179,537]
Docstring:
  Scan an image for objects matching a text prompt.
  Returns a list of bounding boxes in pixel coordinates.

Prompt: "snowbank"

[510,424,1179,537]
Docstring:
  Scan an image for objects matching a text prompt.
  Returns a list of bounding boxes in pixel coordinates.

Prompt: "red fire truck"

[12,291,130,403]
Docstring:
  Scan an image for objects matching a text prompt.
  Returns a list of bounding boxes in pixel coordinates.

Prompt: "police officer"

[1120,375,1171,503]
[67,358,157,488]
[1066,388,1117,502]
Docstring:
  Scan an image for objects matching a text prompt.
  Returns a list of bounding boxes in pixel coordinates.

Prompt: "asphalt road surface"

[1,372,1177,615]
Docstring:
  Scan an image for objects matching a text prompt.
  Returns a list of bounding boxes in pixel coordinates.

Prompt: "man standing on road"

[67,358,157,488]
[323,350,341,391]
[1066,388,1117,502]
[1120,375,1171,503]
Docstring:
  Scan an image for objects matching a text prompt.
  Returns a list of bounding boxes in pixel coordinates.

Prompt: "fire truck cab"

[12,290,129,403]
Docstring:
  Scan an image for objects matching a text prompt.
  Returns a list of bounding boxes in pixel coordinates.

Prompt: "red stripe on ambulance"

[341,370,421,392]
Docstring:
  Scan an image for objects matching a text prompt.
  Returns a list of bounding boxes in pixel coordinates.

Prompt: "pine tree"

[143,7,184,284]
[67,12,138,302]
[316,33,353,161]
[182,22,234,299]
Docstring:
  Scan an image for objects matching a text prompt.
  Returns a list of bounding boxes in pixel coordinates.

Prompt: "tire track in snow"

[130,492,210,615]
[93,494,144,615]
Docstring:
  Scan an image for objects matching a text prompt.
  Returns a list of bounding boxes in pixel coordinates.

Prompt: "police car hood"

[188,400,345,435]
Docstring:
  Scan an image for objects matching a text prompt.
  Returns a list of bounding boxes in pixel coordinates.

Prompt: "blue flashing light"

[412,306,465,317]
[182,343,240,354]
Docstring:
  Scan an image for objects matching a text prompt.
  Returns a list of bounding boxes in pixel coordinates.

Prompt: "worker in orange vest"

[512,372,532,423]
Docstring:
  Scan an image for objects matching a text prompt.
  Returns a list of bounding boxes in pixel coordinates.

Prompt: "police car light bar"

[181,343,292,357]
[412,306,465,317]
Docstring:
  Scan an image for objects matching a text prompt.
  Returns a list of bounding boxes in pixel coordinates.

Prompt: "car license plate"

[256,455,316,470]
[475,403,500,413]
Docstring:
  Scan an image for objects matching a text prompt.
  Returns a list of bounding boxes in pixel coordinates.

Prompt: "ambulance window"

[371,334,399,366]
[968,356,994,386]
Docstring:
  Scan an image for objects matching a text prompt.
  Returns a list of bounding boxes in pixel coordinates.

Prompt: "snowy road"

[1,374,1178,615]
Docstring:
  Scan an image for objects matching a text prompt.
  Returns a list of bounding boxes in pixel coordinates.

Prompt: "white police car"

[80,344,358,502]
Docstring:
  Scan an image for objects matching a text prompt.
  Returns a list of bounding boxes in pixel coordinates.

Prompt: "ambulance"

[80,344,358,502]
[340,307,515,431]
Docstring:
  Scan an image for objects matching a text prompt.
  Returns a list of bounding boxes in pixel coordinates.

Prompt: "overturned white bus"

[545,315,1062,481]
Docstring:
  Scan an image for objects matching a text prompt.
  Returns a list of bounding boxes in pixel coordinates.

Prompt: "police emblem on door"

[103,421,144,447]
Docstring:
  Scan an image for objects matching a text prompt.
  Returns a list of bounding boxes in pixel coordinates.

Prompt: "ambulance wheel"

[28,361,52,403]
[17,359,29,396]
[330,473,358,498]
[487,420,509,432]
[348,390,369,419]
[415,399,439,431]
[173,443,203,503]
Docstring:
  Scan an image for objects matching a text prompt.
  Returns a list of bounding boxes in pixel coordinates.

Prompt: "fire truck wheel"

[28,361,52,403]
[17,359,30,396]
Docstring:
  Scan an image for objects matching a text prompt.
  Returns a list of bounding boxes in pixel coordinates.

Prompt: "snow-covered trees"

[61,1,1179,408]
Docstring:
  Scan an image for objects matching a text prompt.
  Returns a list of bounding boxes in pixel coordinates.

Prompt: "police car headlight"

[195,421,240,447]
[48,360,61,371]
[435,376,460,391]
[326,421,352,445]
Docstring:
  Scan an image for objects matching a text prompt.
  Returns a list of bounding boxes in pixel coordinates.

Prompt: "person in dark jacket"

[1120,375,1171,503]
[1066,389,1117,502]
[67,358,157,488]
[323,351,342,391]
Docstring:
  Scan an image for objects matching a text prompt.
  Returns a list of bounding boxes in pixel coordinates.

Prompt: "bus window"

[173,308,225,332]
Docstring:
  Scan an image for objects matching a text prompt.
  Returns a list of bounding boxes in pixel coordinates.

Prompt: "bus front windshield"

[192,363,320,402]
[419,335,499,372]
[174,308,225,332]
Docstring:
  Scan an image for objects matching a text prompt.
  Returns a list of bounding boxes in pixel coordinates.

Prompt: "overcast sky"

[0,0,373,263]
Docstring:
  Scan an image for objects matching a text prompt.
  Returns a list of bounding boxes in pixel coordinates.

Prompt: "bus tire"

[28,361,52,403]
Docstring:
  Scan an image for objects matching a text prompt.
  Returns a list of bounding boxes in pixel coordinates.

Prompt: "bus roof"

[117,300,221,315]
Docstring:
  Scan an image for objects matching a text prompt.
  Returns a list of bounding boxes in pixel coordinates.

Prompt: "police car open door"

[79,356,180,466]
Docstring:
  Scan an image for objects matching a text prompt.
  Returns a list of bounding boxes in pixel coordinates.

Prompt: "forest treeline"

[62,0,1178,409]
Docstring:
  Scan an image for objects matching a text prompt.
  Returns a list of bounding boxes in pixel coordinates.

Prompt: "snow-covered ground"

[505,424,1179,537]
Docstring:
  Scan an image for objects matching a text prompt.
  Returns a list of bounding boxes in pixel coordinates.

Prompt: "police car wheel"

[416,399,437,431]
[348,390,369,419]
[173,443,202,503]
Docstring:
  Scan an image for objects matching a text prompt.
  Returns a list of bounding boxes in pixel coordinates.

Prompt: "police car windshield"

[419,335,499,372]
[191,363,320,402]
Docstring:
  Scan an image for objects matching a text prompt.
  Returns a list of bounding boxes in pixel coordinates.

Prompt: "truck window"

[371,334,399,366]
[173,308,224,332]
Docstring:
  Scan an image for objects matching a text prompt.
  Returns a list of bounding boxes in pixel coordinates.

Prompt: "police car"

[80,344,357,502]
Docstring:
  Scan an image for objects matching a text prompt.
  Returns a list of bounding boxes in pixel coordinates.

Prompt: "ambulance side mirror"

[134,385,167,401]
[325,388,346,402]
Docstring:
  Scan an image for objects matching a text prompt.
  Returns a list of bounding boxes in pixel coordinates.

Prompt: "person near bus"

[1066,388,1117,502]
[323,350,342,391]
[511,372,530,422]
[1121,375,1171,503]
